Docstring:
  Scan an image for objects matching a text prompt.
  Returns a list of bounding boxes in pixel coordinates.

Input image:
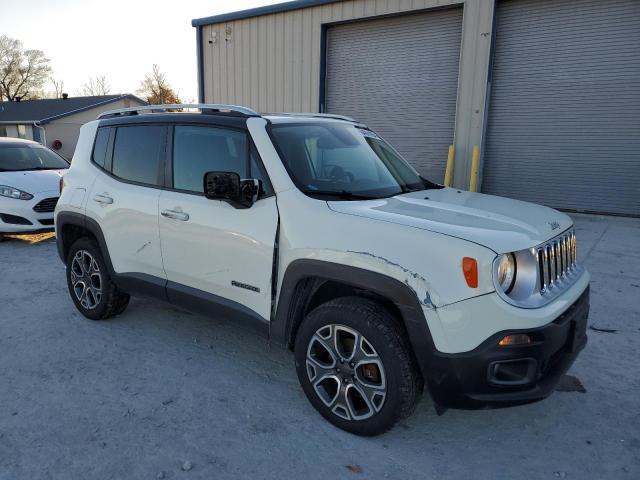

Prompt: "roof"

[0,94,147,125]
[192,0,343,26]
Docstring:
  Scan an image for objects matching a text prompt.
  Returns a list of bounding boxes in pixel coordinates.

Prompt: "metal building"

[192,0,640,216]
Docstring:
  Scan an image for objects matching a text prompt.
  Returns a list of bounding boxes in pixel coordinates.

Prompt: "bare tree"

[137,64,181,105]
[50,77,65,98]
[0,35,51,101]
[80,75,111,96]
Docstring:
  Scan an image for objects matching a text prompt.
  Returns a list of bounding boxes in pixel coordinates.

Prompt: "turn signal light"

[498,334,532,346]
[462,257,478,288]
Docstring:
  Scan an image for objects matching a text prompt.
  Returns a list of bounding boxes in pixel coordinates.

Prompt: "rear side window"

[173,126,247,193]
[92,127,110,168]
[112,126,164,186]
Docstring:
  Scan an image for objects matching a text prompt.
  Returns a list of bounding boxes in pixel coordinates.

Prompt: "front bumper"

[425,287,589,409]
[0,191,59,233]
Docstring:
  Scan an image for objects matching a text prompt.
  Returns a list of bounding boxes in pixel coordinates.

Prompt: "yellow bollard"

[444,145,455,187]
[469,145,480,192]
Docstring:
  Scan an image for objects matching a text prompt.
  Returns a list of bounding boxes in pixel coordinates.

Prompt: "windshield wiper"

[302,189,403,200]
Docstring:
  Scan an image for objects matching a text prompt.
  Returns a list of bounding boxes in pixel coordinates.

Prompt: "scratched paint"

[346,250,437,308]
[136,241,152,254]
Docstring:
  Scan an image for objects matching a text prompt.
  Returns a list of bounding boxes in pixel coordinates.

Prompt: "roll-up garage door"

[326,8,463,182]
[483,0,640,216]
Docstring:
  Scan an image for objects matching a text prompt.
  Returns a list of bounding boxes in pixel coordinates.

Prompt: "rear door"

[158,124,278,321]
[86,124,167,281]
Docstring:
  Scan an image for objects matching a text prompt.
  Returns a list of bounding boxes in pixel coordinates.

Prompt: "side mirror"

[203,171,259,209]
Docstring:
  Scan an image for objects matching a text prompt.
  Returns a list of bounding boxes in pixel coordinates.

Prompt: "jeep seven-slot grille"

[32,197,59,213]
[536,230,577,293]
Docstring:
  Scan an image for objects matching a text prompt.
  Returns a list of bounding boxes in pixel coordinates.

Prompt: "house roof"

[191,0,343,26]
[0,94,147,125]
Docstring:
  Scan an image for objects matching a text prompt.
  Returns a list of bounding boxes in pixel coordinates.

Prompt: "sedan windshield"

[270,123,439,200]
[0,145,69,171]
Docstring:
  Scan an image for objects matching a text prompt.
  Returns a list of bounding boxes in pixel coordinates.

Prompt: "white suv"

[55,104,590,436]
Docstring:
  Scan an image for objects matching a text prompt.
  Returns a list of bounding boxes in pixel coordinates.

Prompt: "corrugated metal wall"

[201,0,463,113]
[483,0,640,215]
[326,8,463,180]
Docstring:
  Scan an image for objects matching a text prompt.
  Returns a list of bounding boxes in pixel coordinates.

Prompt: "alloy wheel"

[70,250,103,310]
[306,324,387,421]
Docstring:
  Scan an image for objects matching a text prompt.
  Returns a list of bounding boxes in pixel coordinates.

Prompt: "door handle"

[161,209,190,221]
[93,194,114,205]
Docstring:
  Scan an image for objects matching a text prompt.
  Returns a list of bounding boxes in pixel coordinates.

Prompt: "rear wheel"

[294,296,422,436]
[66,237,130,320]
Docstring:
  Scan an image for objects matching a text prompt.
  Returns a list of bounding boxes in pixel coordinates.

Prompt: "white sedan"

[0,138,69,239]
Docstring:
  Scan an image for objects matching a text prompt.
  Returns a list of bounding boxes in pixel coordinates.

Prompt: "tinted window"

[92,128,110,168]
[270,124,430,200]
[250,145,273,197]
[0,145,69,171]
[173,126,247,193]
[112,126,164,186]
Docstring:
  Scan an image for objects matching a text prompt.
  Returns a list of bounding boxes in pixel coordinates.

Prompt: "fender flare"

[271,259,438,379]
[56,211,167,299]
[56,211,115,274]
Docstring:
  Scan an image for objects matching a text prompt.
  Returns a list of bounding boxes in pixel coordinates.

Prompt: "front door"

[158,124,278,321]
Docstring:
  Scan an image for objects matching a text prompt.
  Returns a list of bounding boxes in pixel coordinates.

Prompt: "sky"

[0,0,276,102]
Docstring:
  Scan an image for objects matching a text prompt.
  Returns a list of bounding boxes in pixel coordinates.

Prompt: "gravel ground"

[1,213,639,479]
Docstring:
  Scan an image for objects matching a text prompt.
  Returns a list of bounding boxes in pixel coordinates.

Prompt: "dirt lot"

[1,214,639,479]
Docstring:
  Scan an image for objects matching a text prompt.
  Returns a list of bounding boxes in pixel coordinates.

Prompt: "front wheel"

[294,297,423,436]
[66,237,130,320]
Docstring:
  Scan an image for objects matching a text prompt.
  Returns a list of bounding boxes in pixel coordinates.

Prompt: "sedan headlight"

[0,185,33,200]
[495,253,516,294]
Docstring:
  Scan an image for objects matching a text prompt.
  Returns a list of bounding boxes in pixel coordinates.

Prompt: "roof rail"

[264,112,357,122]
[97,103,259,119]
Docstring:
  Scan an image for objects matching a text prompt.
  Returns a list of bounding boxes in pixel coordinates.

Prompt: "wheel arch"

[271,259,438,379]
[56,211,116,275]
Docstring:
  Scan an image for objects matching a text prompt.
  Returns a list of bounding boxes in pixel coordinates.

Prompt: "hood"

[0,169,66,195]
[327,188,573,253]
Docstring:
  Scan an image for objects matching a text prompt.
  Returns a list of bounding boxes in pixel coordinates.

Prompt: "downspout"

[196,25,205,103]
[33,122,47,146]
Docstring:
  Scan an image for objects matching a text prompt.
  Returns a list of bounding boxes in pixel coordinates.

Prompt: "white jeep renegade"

[55,104,590,436]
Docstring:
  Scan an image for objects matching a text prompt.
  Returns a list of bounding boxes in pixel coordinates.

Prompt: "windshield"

[0,145,69,172]
[270,123,438,200]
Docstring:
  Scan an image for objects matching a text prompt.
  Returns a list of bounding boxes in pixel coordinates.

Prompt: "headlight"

[495,253,516,293]
[0,185,33,200]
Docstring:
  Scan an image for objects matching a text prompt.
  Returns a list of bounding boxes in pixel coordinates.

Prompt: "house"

[192,0,640,216]
[0,94,147,159]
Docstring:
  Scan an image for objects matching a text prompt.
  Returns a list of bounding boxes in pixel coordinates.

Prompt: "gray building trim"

[196,26,205,103]
[191,0,344,26]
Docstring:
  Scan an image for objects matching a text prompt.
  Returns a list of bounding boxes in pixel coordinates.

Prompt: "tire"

[294,296,423,436]
[66,237,130,320]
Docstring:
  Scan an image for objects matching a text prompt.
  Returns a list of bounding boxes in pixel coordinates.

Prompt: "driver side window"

[173,126,246,193]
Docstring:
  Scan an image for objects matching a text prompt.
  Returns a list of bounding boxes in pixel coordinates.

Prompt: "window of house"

[17,125,27,139]
[0,126,7,137]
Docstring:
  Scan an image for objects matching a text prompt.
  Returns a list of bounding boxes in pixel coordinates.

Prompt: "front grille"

[33,197,59,213]
[39,219,54,226]
[0,213,33,225]
[536,230,577,293]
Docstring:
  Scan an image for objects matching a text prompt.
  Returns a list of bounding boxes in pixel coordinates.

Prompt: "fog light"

[498,334,531,346]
